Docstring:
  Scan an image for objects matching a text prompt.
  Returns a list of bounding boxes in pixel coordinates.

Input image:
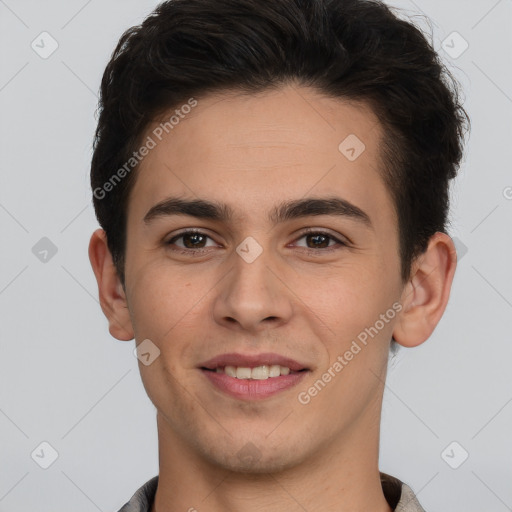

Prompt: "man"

[88,0,468,510]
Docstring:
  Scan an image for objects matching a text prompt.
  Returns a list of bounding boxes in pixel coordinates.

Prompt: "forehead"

[148,85,382,168]
[128,84,395,231]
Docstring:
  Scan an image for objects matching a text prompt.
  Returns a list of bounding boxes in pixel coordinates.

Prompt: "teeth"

[236,367,252,379]
[220,365,293,379]
[269,364,281,377]
[251,365,269,380]
[225,366,237,378]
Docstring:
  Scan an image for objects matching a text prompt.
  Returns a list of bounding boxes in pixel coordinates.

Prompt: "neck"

[151,411,393,512]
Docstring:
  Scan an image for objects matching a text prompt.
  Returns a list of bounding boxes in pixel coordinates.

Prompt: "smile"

[199,352,310,400]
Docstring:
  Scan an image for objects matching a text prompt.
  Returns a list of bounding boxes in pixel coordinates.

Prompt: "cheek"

[126,262,189,341]
[126,261,217,370]
[298,262,396,359]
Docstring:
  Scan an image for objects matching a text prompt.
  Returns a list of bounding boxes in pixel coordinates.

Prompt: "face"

[122,84,405,472]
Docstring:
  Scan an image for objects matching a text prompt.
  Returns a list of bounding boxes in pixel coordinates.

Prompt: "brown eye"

[166,230,216,251]
[180,232,207,248]
[305,233,331,249]
[293,230,346,253]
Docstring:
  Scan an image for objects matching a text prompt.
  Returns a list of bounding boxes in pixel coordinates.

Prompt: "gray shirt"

[117,472,426,511]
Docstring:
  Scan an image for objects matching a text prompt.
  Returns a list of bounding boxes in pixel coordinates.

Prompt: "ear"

[393,232,457,348]
[88,228,134,341]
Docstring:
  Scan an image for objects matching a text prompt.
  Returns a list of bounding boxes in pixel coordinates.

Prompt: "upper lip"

[199,352,308,372]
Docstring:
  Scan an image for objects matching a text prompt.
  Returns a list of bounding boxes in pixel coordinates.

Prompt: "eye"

[165,229,217,252]
[292,230,347,254]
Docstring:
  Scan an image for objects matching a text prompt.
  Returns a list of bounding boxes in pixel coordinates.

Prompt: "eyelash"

[165,228,347,256]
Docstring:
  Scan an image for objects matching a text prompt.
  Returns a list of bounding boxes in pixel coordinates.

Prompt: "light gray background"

[0,0,511,511]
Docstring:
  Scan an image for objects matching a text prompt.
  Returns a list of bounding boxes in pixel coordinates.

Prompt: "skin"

[89,83,457,512]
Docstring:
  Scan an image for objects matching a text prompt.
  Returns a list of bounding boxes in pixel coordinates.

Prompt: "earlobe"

[393,232,457,348]
[88,228,134,341]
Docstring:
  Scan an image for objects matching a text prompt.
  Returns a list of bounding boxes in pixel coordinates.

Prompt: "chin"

[204,441,307,475]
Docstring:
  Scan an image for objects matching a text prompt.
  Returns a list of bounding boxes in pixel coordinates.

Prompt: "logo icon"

[236,236,263,264]
[134,339,161,366]
[31,32,59,59]
[441,441,469,469]
[32,237,58,263]
[31,441,59,469]
[339,134,366,161]
[442,32,469,59]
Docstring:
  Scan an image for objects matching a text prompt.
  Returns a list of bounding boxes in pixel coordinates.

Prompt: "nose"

[212,242,294,333]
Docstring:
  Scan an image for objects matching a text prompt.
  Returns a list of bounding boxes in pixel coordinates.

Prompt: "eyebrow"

[143,196,373,229]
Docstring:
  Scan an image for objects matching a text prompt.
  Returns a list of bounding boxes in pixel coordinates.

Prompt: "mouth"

[199,353,310,400]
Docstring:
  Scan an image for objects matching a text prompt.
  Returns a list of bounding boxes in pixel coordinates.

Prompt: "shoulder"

[116,475,159,512]
[380,472,427,512]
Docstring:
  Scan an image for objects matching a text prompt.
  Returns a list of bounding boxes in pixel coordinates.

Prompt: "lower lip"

[201,369,308,400]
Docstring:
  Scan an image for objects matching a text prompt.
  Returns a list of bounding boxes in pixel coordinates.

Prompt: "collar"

[117,472,426,511]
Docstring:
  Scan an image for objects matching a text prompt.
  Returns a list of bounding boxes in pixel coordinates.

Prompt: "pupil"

[309,234,328,248]
[184,233,204,248]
